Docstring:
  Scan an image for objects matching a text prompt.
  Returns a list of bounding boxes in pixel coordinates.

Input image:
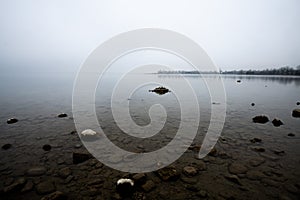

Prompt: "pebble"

[228,163,248,174]
[250,138,262,143]
[141,180,156,192]
[26,166,46,176]
[249,157,265,167]
[43,144,52,151]
[252,146,266,152]
[21,180,34,193]
[197,160,207,171]
[297,102,300,105]
[224,174,242,185]
[2,143,12,150]
[251,103,255,106]
[287,133,295,137]
[35,181,56,195]
[246,170,265,180]
[7,118,18,124]
[292,109,300,118]
[72,150,92,164]
[183,166,198,177]
[132,173,147,186]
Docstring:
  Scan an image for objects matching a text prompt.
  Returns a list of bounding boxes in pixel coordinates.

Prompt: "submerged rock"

[72,150,92,164]
[26,166,46,176]
[149,86,170,95]
[35,181,56,195]
[116,178,134,197]
[237,80,241,83]
[272,118,283,127]
[43,144,52,151]
[41,191,67,200]
[57,113,68,118]
[251,103,255,106]
[2,143,12,150]
[292,109,300,118]
[7,118,18,124]
[228,163,248,174]
[157,166,180,181]
[183,166,198,177]
[252,115,269,124]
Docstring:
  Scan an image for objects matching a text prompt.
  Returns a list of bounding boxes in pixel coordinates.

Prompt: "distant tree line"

[222,66,300,76]
[157,66,300,76]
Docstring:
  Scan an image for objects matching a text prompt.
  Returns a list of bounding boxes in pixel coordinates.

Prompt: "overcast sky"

[0,0,299,74]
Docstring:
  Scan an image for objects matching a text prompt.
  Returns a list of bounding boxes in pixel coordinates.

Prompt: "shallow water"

[0,73,300,199]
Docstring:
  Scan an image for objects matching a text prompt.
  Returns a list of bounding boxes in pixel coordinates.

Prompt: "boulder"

[252,115,269,124]
[272,118,283,127]
[292,109,300,118]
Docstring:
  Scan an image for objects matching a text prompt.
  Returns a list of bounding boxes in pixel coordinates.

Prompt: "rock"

[141,180,156,192]
[3,178,26,193]
[41,191,67,200]
[197,160,207,171]
[287,133,295,137]
[292,109,300,118]
[251,103,255,106]
[74,144,82,148]
[21,180,34,193]
[72,150,92,164]
[272,118,283,127]
[188,144,201,152]
[157,166,180,181]
[2,143,12,150]
[58,167,72,179]
[228,163,247,174]
[297,102,300,105]
[35,181,56,195]
[246,170,265,180]
[116,178,135,197]
[7,118,18,124]
[43,144,52,151]
[26,166,46,176]
[237,80,241,83]
[261,178,280,187]
[250,138,262,143]
[80,129,99,141]
[252,147,265,152]
[252,115,269,124]
[208,147,218,157]
[197,190,208,198]
[224,174,242,185]
[87,179,104,186]
[132,173,147,186]
[284,183,299,194]
[249,157,265,167]
[64,175,74,184]
[57,113,68,118]
[149,86,170,95]
[183,166,198,177]
[272,149,285,155]
[132,192,146,200]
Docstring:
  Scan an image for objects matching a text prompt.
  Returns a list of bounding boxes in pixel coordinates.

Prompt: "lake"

[0,73,299,199]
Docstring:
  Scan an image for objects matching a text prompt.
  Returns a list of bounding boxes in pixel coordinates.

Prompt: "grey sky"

[0,0,299,74]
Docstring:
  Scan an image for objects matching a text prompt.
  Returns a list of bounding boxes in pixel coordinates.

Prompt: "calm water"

[0,73,300,199]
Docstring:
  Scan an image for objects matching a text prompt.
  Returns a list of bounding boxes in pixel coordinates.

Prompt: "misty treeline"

[158,66,300,76]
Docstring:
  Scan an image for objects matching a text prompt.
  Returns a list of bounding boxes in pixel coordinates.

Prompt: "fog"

[0,0,300,75]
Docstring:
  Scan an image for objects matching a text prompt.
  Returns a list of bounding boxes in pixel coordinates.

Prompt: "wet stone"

[141,180,156,192]
[288,133,295,137]
[292,109,300,118]
[2,143,12,150]
[224,174,242,185]
[57,113,68,118]
[7,118,18,124]
[72,150,92,164]
[252,115,269,124]
[27,166,47,176]
[183,166,198,177]
[228,163,248,174]
[35,181,56,195]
